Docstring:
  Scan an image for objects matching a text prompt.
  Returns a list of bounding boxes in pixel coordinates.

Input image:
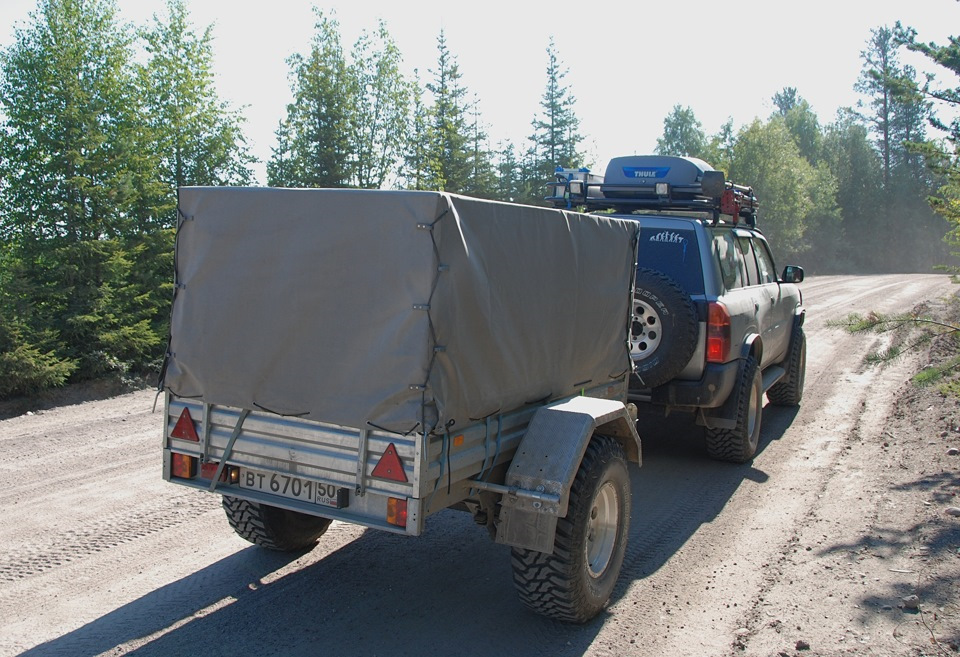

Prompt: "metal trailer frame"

[162,379,640,547]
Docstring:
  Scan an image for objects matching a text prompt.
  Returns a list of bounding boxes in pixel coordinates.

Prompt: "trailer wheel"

[767,327,806,406]
[631,269,699,389]
[705,356,762,463]
[222,496,331,552]
[511,435,630,623]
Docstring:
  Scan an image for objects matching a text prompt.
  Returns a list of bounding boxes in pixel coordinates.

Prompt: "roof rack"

[546,155,760,226]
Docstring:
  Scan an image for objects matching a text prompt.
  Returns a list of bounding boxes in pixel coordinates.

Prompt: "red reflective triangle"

[171,407,200,442]
[371,443,407,483]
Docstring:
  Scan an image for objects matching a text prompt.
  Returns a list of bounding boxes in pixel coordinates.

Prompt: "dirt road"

[1,274,957,657]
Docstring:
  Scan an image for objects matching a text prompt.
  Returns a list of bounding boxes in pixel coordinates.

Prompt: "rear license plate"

[238,468,348,508]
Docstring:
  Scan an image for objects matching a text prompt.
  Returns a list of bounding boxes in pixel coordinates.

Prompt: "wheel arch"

[495,397,640,554]
[741,332,763,363]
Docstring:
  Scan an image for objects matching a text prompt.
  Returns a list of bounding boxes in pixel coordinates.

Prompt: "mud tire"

[222,496,331,552]
[768,327,806,406]
[510,435,630,623]
[705,356,763,463]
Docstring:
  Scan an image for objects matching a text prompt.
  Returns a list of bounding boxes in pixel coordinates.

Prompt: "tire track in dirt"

[0,492,218,584]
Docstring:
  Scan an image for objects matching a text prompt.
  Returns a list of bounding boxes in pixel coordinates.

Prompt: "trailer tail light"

[707,302,731,363]
[171,453,197,479]
[199,462,240,484]
[386,497,408,528]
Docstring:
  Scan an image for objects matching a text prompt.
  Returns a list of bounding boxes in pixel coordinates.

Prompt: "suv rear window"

[638,224,704,295]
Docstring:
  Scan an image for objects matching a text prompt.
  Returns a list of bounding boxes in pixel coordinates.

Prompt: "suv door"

[752,236,794,363]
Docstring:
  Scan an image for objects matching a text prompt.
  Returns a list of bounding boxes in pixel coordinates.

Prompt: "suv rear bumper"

[629,360,739,409]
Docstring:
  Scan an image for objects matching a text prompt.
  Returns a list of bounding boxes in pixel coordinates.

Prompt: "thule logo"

[622,166,670,180]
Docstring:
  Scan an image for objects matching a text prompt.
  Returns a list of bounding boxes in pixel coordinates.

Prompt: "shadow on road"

[23,404,798,657]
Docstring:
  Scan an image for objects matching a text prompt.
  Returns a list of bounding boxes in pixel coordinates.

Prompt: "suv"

[549,155,806,463]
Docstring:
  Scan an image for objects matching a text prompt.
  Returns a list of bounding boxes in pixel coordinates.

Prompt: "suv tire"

[631,269,699,389]
[767,327,806,406]
[705,356,762,463]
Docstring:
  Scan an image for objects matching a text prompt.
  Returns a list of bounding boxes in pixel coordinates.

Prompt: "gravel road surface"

[1,273,957,657]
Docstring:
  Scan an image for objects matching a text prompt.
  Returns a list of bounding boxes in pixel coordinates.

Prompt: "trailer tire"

[767,327,806,406]
[511,435,630,623]
[222,496,331,552]
[631,268,699,389]
[705,356,762,463]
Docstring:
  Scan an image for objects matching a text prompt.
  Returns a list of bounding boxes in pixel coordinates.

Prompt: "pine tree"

[0,0,138,243]
[400,71,439,190]
[855,26,930,188]
[462,97,497,198]
[269,11,355,187]
[425,30,473,193]
[495,141,523,202]
[526,38,583,203]
[772,89,823,164]
[0,0,160,384]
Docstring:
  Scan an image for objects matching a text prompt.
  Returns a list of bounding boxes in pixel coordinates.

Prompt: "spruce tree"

[139,0,254,210]
[425,30,473,193]
[525,38,583,204]
[269,11,355,187]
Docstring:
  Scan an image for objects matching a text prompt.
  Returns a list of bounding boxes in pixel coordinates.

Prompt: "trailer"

[161,187,642,622]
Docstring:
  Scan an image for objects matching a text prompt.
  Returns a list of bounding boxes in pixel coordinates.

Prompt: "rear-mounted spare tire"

[631,268,699,389]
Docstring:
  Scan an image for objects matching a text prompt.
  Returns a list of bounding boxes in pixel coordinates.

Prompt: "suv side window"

[754,239,777,284]
[713,231,743,291]
[736,237,760,287]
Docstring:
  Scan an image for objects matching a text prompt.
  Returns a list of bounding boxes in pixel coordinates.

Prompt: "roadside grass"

[830,292,960,394]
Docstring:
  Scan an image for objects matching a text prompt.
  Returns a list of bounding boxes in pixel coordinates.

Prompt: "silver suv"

[550,155,806,463]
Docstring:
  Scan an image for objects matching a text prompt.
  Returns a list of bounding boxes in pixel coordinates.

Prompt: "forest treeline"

[1,0,959,398]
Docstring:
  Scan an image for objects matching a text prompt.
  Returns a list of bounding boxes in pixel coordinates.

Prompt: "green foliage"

[269,11,355,188]
[834,303,960,395]
[524,38,584,203]
[400,71,442,190]
[656,105,707,159]
[463,99,498,199]
[830,310,955,363]
[269,13,411,190]
[350,21,410,189]
[424,30,475,193]
[913,353,960,390]
[0,0,138,243]
[0,0,245,399]
[0,319,76,398]
[896,23,960,275]
[728,118,823,258]
[702,118,736,173]
[139,0,254,203]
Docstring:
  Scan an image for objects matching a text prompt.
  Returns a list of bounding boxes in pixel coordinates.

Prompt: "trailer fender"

[495,397,641,553]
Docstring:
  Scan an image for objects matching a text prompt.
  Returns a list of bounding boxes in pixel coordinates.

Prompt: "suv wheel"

[705,356,762,463]
[631,269,699,389]
[767,327,806,406]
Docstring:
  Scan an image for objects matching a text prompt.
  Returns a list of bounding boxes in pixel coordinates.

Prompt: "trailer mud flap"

[496,397,640,553]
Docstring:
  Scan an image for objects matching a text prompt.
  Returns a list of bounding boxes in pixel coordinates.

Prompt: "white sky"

[0,0,956,184]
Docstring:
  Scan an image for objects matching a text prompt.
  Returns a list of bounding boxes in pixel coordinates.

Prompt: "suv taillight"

[707,302,731,363]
